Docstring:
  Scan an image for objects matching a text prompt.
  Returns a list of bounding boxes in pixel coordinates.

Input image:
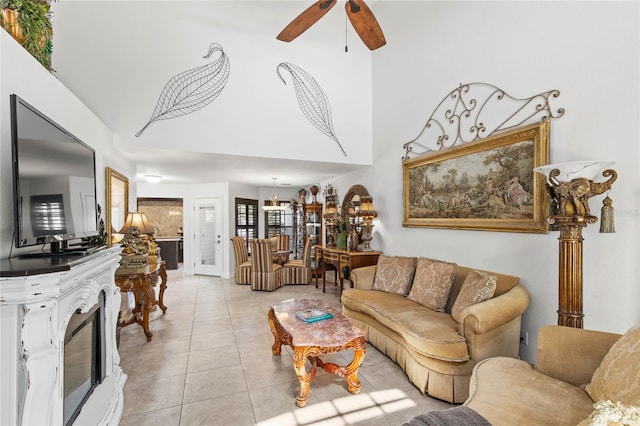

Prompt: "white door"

[194,197,223,276]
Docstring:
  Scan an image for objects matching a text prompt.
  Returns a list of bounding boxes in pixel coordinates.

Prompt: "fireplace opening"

[63,291,106,426]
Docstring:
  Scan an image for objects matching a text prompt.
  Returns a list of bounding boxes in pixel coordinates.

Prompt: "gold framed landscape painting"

[403,121,550,233]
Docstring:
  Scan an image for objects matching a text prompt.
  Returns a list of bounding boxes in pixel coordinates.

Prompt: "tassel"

[599,195,615,233]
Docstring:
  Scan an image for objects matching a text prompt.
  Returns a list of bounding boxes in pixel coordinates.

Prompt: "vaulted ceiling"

[51,1,384,186]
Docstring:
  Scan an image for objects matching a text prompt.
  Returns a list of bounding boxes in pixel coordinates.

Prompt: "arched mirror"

[342,184,378,251]
[341,184,370,222]
[106,167,129,247]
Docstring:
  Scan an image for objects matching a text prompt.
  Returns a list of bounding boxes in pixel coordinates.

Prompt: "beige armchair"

[464,324,640,425]
[230,236,251,285]
[249,238,284,291]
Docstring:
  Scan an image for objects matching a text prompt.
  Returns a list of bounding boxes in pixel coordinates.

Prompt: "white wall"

[353,1,639,362]
[0,32,136,259]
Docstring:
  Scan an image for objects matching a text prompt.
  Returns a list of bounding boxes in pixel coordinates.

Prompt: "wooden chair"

[249,239,284,291]
[282,236,314,285]
[230,236,251,285]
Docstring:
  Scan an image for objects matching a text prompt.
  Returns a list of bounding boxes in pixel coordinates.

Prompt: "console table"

[114,262,168,341]
[315,246,381,296]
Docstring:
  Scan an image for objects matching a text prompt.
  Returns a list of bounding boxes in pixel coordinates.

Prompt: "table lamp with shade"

[118,211,158,270]
[357,196,377,251]
[323,201,338,247]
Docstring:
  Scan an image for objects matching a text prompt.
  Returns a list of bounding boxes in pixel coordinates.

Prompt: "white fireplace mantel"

[0,247,126,425]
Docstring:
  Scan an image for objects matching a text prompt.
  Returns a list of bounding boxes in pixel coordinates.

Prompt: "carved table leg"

[157,263,168,314]
[313,337,366,395]
[294,347,317,408]
[344,337,366,394]
[268,308,288,355]
[141,279,154,341]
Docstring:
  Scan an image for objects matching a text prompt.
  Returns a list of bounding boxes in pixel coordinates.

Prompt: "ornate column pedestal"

[555,218,587,328]
[539,164,617,329]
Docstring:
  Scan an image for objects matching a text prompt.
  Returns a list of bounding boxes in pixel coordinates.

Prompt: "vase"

[349,230,359,251]
[336,233,347,250]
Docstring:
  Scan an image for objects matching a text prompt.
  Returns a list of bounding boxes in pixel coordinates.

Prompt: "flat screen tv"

[10,94,98,255]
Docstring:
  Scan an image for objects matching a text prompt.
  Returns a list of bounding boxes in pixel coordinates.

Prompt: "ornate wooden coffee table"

[268,299,366,407]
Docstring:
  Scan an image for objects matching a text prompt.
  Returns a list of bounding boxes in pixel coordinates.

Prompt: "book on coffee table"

[295,308,334,323]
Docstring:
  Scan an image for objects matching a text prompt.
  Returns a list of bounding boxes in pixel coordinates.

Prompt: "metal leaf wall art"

[136,42,230,137]
[402,82,565,160]
[277,62,347,157]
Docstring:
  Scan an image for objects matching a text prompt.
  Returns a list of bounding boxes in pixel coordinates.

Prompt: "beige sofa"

[465,324,640,425]
[342,257,529,403]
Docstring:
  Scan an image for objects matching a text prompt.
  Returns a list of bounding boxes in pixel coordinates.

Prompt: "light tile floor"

[117,270,453,426]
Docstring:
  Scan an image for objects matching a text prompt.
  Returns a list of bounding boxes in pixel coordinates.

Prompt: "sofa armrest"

[458,284,530,334]
[350,265,377,290]
[535,325,621,386]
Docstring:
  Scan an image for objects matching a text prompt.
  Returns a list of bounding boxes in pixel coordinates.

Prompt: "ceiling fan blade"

[277,0,337,42]
[345,0,386,50]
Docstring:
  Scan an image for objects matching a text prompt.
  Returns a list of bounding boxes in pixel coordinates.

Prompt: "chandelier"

[262,178,287,212]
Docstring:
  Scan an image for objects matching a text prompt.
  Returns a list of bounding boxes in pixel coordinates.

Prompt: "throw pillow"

[371,255,417,296]
[450,270,497,322]
[587,400,640,426]
[406,258,457,312]
[585,323,640,405]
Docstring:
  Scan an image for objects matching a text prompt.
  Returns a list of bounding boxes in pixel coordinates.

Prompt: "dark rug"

[402,406,492,426]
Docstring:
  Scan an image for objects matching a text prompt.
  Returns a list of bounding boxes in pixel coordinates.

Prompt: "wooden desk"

[114,262,168,341]
[315,246,381,296]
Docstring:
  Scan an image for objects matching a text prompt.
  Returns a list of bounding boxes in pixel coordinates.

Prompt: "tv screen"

[10,94,98,252]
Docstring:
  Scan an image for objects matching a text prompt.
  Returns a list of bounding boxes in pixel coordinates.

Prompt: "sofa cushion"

[371,255,417,296]
[342,288,469,362]
[451,270,497,322]
[585,322,640,405]
[407,258,457,312]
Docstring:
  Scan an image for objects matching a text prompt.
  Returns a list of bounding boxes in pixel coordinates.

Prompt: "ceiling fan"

[277,0,386,51]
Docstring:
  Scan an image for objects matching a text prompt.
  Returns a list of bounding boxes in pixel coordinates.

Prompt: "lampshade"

[357,196,377,219]
[533,161,615,184]
[119,211,154,235]
[323,202,337,219]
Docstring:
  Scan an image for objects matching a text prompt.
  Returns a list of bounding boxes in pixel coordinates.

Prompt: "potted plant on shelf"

[0,0,55,70]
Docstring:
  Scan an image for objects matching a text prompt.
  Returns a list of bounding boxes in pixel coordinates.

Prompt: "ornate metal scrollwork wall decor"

[402,83,564,160]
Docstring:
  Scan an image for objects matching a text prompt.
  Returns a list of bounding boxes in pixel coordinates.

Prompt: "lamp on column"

[533,161,617,328]
[357,195,377,251]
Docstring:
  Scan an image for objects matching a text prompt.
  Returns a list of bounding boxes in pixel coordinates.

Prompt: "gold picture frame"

[106,167,129,246]
[402,121,550,233]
